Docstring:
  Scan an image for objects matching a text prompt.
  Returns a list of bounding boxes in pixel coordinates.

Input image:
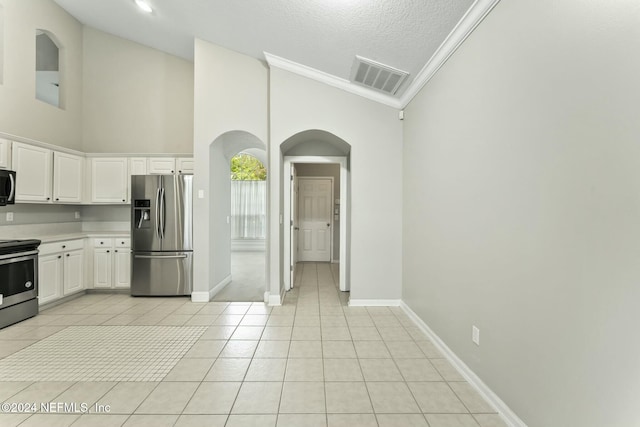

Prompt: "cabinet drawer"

[115,238,131,248]
[40,239,84,255]
[93,238,113,248]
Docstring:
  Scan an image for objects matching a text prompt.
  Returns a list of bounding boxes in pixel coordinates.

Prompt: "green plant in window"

[230,154,267,181]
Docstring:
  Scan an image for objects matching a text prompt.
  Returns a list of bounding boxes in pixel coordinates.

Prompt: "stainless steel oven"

[0,239,41,329]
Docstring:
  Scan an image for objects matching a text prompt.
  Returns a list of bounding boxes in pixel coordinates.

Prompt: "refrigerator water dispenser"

[134,199,151,229]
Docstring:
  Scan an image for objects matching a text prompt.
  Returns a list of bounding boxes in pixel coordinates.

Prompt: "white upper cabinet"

[0,139,12,169]
[176,157,194,174]
[91,157,128,203]
[148,157,193,174]
[12,142,52,202]
[148,157,176,174]
[129,157,147,175]
[53,152,83,203]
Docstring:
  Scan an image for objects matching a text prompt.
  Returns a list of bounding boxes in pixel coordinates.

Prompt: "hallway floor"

[212,251,266,302]
[0,263,505,427]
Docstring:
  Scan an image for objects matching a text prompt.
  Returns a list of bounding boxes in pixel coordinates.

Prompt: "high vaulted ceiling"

[52,0,496,107]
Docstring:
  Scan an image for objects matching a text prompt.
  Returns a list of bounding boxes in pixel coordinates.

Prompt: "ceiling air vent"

[350,56,409,95]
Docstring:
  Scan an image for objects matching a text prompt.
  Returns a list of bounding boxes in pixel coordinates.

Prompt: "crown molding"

[398,0,502,108]
[264,0,501,111]
[264,52,403,109]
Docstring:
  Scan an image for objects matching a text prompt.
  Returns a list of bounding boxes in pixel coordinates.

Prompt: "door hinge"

[290,265,293,271]
[290,175,294,181]
[290,220,293,226]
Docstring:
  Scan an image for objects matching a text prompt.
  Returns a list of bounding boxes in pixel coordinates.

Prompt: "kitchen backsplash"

[0,205,130,230]
[0,204,82,226]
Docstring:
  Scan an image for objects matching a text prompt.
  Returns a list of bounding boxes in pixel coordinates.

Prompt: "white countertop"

[38,231,130,243]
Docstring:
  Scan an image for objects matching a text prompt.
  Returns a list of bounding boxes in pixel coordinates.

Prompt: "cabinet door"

[63,250,84,295]
[39,253,63,305]
[0,138,11,169]
[176,157,194,174]
[91,158,128,203]
[93,248,112,288]
[113,248,131,288]
[129,158,148,175]
[53,152,84,203]
[148,158,175,174]
[12,142,52,202]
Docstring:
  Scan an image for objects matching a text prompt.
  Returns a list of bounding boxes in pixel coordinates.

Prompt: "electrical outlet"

[75,211,81,219]
[472,325,480,346]
[5,212,14,222]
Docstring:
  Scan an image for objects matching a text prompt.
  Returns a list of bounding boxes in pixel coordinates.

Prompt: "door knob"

[327,223,330,227]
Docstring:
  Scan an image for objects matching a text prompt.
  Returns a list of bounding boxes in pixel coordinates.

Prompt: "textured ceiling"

[52,0,475,98]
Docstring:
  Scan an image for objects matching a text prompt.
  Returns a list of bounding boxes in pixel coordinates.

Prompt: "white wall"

[0,0,83,150]
[192,39,268,299]
[270,68,403,301]
[402,1,640,426]
[82,27,193,154]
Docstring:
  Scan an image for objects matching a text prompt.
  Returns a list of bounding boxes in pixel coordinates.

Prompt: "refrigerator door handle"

[160,187,166,239]
[134,254,188,259]
[155,188,161,239]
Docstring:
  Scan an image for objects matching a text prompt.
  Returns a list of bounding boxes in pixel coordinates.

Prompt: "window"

[35,30,60,107]
[230,153,267,240]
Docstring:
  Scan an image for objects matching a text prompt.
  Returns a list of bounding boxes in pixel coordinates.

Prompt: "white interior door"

[290,165,299,288]
[297,178,332,262]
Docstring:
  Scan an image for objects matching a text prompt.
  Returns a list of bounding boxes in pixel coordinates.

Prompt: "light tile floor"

[0,263,507,427]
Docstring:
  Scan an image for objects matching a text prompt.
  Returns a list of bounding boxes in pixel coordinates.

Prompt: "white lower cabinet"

[93,237,130,289]
[38,239,85,305]
[39,253,63,305]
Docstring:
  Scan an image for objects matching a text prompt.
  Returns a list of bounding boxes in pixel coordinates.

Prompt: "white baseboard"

[268,288,283,306]
[348,299,402,307]
[191,274,232,302]
[190,292,210,303]
[400,302,527,427]
[211,275,232,298]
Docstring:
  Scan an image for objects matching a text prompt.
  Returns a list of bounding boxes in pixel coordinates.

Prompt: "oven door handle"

[0,250,39,262]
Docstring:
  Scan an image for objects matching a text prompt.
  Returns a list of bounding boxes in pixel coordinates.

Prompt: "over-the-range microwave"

[0,169,16,206]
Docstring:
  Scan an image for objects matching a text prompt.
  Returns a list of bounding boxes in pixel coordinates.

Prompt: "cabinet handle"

[122,199,125,202]
[115,250,118,253]
[107,250,110,253]
[66,254,70,257]
[121,241,125,244]
[57,255,61,259]
[171,170,175,173]
[178,170,182,173]
[47,197,50,200]
[62,245,66,249]
[100,242,103,245]
[56,198,59,201]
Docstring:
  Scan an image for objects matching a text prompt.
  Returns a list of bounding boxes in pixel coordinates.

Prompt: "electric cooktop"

[0,239,41,255]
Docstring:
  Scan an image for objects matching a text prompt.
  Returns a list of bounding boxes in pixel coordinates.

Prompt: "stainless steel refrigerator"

[131,175,193,296]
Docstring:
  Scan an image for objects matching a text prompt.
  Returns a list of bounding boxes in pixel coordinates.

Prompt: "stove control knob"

[25,281,33,288]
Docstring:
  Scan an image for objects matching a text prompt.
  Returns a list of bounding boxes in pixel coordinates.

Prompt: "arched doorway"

[280,130,351,295]
[212,152,267,301]
[208,131,268,301]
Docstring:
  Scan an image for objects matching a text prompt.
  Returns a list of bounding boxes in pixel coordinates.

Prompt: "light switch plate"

[0,294,3,305]
[5,212,13,222]
[472,325,480,346]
